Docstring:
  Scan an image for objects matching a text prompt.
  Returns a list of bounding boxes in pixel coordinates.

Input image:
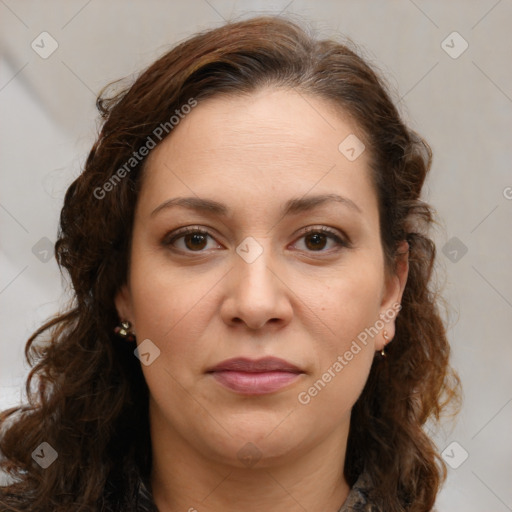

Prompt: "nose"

[220,240,293,331]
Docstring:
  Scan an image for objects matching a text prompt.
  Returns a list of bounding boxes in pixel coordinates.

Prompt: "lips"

[207,357,302,373]
[207,357,304,395]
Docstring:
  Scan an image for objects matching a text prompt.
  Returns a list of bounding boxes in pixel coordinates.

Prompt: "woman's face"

[116,87,407,468]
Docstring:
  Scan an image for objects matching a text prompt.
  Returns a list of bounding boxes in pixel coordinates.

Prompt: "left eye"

[164,226,348,253]
[295,227,347,252]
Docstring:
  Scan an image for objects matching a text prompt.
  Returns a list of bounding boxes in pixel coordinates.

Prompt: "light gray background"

[1,1,511,510]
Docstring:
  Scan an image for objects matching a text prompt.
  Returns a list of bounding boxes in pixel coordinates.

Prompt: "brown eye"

[183,232,208,251]
[295,227,349,253]
[164,228,218,253]
[304,232,328,251]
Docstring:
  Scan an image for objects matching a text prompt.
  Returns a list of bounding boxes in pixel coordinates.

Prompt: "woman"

[0,15,461,512]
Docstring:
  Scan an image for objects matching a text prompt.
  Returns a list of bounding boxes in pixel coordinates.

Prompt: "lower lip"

[210,371,302,395]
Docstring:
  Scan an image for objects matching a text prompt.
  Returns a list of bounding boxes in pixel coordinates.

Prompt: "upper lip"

[207,357,303,373]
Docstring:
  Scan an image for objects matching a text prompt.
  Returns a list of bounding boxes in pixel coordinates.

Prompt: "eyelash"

[163,225,351,255]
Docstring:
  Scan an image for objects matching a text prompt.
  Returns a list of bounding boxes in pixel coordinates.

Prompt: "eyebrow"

[150,193,362,218]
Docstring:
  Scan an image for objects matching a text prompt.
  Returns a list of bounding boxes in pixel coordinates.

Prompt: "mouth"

[206,357,305,395]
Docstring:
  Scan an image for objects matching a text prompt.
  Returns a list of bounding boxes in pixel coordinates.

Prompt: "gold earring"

[381,329,390,357]
[114,320,135,341]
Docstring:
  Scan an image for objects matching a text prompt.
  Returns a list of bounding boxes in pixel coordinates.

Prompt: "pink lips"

[207,357,304,395]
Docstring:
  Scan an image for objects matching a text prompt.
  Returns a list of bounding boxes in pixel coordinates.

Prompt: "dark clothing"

[338,472,377,511]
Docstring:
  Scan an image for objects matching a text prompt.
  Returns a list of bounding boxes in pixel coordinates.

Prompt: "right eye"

[163,226,223,253]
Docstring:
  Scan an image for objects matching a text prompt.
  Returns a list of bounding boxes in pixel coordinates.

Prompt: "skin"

[115,87,409,512]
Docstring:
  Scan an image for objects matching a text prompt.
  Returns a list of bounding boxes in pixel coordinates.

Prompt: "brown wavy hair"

[0,15,461,512]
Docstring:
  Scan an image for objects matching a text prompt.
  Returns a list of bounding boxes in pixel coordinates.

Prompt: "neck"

[150,411,351,512]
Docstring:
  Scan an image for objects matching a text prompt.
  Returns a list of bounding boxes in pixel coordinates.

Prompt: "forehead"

[139,88,378,222]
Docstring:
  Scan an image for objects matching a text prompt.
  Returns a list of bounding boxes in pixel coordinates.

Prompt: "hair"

[0,15,461,512]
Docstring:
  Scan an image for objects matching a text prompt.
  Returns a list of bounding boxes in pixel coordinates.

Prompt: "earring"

[381,329,390,357]
[114,320,135,342]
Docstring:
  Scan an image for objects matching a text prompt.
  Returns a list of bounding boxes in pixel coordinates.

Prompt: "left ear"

[375,240,409,352]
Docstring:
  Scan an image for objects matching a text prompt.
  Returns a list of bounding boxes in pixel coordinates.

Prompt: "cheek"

[310,261,384,355]
[128,250,221,362]
[296,260,382,407]
[294,276,380,419]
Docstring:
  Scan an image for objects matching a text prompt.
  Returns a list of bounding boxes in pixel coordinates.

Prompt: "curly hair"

[0,15,461,512]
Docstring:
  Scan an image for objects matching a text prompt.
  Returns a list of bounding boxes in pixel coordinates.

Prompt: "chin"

[203,415,309,469]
